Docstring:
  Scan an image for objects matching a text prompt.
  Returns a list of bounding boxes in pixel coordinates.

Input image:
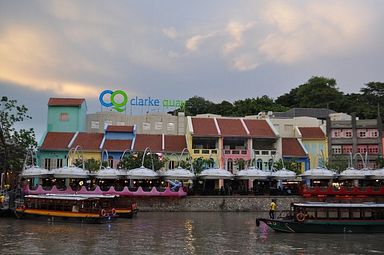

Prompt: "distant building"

[273,108,335,120]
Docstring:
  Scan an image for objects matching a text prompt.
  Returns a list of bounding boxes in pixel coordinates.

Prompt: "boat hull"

[257,218,384,233]
[14,209,113,224]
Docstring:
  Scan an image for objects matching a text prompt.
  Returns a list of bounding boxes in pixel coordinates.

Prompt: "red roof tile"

[103,140,132,151]
[164,135,187,152]
[70,133,103,151]
[48,98,85,107]
[106,125,134,132]
[191,118,219,136]
[282,138,307,157]
[134,134,162,152]
[243,119,276,138]
[40,132,75,150]
[216,118,248,136]
[298,127,325,139]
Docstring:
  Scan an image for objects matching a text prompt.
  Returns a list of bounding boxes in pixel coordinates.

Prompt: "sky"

[1,0,384,140]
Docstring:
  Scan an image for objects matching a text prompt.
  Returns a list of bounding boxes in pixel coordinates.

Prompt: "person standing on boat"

[269,199,277,219]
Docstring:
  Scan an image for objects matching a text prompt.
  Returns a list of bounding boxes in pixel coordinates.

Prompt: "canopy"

[94,167,126,179]
[235,167,270,180]
[161,167,195,180]
[338,167,373,180]
[370,168,384,179]
[21,166,51,178]
[300,167,337,180]
[52,166,90,179]
[198,168,234,179]
[126,166,158,179]
[270,168,297,180]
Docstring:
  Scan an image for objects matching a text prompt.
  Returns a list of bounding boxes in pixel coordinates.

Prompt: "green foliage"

[117,152,165,171]
[276,76,343,109]
[74,158,107,172]
[234,158,247,170]
[191,157,214,174]
[326,155,349,173]
[0,96,37,173]
[273,159,302,175]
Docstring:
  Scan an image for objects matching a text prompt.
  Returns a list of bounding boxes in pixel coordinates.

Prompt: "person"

[269,199,277,219]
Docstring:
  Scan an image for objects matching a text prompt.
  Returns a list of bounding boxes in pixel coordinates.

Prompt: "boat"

[256,202,384,233]
[14,194,118,223]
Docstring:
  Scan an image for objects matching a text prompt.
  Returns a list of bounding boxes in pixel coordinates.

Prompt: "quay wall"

[134,196,303,212]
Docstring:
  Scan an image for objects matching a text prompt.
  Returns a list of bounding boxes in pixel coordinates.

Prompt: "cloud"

[163,27,177,39]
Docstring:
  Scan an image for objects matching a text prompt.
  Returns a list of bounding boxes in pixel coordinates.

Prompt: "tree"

[118,152,165,171]
[276,76,344,109]
[184,96,215,116]
[0,96,37,174]
[74,158,107,172]
[233,96,288,116]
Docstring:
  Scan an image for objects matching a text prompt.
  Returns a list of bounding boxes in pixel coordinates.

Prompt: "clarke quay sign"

[99,90,185,112]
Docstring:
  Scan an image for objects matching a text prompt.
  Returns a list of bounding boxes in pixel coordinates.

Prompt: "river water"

[1,212,383,255]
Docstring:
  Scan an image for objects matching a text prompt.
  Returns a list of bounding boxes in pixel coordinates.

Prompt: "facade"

[86,111,186,135]
[327,115,382,169]
[298,127,327,169]
[47,98,87,132]
[186,115,278,172]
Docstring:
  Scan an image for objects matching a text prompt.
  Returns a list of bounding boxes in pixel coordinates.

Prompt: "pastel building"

[297,127,327,170]
[186,115,278,172]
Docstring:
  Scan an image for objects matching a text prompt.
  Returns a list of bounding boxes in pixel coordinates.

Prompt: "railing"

[192,149,217,155]
[253,150,276,157]
[223,149,249,155]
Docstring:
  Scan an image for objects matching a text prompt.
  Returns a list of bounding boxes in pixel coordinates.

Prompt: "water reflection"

[1,212,384,254]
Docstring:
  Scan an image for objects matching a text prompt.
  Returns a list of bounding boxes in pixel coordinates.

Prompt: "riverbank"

[134,195,303,212]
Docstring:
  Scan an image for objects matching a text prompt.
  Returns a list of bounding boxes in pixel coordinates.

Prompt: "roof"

[216,118,248,136]
[243,119,276,138]
[282,138,307,157]
[134,134,162,152]
[103,140,132,152]
[40,132,75,150]
[70,133,104,151]
[106,125,134,133]
[191,118,220,136]
[299,127,325,139]
[48,98,85,107]
[273,108,335,120]
[164,135,187,152]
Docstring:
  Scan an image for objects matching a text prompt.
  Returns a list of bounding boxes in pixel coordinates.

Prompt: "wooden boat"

[14,194,118,223]
[256,202,384,233]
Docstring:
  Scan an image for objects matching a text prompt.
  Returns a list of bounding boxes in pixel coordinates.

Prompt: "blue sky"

[1,0,384,140]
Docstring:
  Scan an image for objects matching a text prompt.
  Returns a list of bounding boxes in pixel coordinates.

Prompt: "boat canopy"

[235,167,270,180]
[198,168,234,179]
[126,166,158,179]
[300,167,336,179]
[161,167,195,180]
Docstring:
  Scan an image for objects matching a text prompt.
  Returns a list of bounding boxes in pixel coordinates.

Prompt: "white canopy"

[300,167,337,180]
[52,166,90,179]
[94,167,126,179]
[161,167,195,180]
[126,166,158,179]
[235,167,270,180]
[370,168,384,179]
[21,166,51,178]
[270,168,297,180]
[338,167,373,180]
[198,168,234,179]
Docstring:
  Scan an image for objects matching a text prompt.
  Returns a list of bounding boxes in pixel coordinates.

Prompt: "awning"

[161,167,195,180]
[198,168,234,179]
[235,167,270,180]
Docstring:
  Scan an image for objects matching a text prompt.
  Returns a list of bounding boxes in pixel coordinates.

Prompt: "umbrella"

[126,166,158,179]
[161,166,195,180]
[198,168,233,179]
[235,166,270,180]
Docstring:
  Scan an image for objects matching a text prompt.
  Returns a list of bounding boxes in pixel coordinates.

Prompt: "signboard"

[99,90,185,112]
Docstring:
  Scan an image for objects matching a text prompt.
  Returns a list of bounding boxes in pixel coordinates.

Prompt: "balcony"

[254,150,276,157]
[192,149,218,155]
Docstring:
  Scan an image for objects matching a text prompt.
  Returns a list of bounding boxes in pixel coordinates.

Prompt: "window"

[44,158,51,170]
[143,122,150,130]
[268,159,273,170]
[344,130,352,138]
[357,146,368,154]
[167,123,175,131]
[284,124,293,132]
[60,113,69,121]
[332,146,342,154]
[168,160,176,169]
[369,130,378,138]
[357,129,367,138]
[342,145,353,154]
[332,130,341,138]
[227,159,233,172]
[56,159,63,168]
[256,159,263,170]
[91,121,99,129]
[155,122,163,130]
[108,156,114,168]
[368,145,379,154]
